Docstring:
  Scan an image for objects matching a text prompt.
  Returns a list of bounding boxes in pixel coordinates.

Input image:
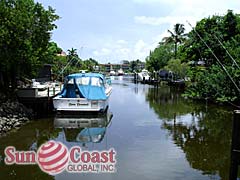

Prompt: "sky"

[37,0,240,63]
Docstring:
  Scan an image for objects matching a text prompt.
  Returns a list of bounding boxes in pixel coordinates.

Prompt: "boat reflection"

[54,111,113,144]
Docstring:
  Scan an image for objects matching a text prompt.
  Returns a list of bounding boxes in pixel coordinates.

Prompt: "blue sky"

[37,0,240,63]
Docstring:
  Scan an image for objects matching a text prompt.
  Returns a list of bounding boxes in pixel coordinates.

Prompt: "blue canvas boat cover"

[60,73,107,100]
[67,73,105,80]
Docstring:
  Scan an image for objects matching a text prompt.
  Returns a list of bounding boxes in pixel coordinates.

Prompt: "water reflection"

[0,77,236,180]
[110,76,114,81]
[54,111,113,146]
[146,86,192,120]
[146,85,233,180]
[118,75,123,81]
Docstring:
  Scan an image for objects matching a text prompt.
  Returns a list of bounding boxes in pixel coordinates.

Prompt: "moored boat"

[137,69,151,82]
[109,70,116,76]
[53,73,112,113]
[117,68,124,76]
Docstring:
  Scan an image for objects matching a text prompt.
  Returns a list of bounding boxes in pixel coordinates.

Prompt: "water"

[0,76,234,180]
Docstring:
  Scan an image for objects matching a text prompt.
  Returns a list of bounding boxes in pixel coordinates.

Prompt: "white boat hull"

[53,97,109,112]
[137,74,150,82]
[53,73,112,113]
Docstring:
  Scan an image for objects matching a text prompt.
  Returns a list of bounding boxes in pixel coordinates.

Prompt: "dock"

[16,84,62,117]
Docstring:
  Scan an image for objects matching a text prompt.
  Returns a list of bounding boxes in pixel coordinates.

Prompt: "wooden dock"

[17,85,62,117]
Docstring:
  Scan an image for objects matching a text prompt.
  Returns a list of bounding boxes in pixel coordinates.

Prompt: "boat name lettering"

[77,102,88,106]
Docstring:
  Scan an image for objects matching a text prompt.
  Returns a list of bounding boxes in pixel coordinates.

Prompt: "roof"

[67,73,105,80]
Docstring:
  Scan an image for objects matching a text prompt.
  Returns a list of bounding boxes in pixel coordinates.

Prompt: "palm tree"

[67,48,81,66]
[67,48,78,58]
[163,23,186,59]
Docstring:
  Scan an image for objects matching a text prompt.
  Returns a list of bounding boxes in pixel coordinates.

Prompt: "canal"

[0,76,234,180]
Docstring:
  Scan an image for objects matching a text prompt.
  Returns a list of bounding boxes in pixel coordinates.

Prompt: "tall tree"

[0,0,59,90]
[130,61,137,72]
[146,43,174,71]
[67,48,78,58]
[163,23,186,59]
[81,58,99,71]
[67,48,81,67]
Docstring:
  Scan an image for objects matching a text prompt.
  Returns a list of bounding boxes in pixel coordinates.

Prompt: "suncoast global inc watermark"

[4,140,117,175]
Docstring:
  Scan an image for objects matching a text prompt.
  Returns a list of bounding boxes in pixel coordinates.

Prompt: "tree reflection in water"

[146,85,233,180]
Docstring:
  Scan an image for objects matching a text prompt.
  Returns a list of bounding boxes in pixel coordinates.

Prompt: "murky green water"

[0,76,235,180]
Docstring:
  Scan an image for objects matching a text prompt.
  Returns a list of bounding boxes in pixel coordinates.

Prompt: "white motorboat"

[109,70,116,76]
[53,73,112,113]
[117,68,124,76]
[137,69,151,82]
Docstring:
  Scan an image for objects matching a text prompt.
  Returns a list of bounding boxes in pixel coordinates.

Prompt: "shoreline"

[0,100,33,135]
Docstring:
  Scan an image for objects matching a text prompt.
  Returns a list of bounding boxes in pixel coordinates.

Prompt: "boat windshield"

[91,77,104,87]
[67,79,74,84]
[67,77,104,87]
[75,77,90,85]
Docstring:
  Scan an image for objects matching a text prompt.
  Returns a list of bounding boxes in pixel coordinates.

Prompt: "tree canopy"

[146,43,174,72]
[163,23,186,58]
[0,0,59,89]
[182,10,240,102]
[146,10,240,103]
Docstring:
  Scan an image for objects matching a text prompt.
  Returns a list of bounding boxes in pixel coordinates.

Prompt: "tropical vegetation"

[0,0,239,104]
[0,0,59,90]
[0,0,100,91]
[146,10,240,104]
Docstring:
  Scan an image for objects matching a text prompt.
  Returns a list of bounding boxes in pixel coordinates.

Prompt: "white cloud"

[92,42,132,62]
[132,0,240,62]
[91,39,153,62]
[133,0,239,8]
[93,48,112,56]
[40,0,240,63]
[134,40,146,55]
[133,40,152,60]
[134,16,196,26]
[134,0,240,29]
[117,40,127,44]
[90,0,240,63]
[116,48,130,55]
